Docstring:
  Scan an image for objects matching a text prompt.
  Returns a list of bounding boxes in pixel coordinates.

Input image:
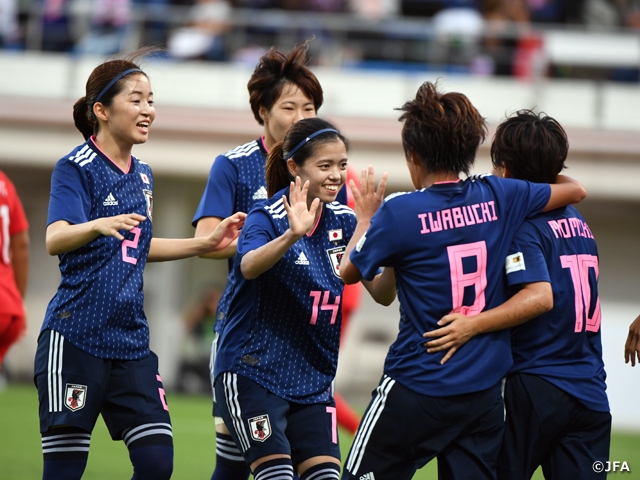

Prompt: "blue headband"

[285,128,339,161]
[94,68,143,106]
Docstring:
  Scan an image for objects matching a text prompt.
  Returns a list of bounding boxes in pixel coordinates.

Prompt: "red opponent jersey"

[0,170,29,316]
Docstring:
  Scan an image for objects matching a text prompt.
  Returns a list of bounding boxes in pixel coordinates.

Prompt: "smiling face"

[288,140,348,206]
[260,82,316,150]
[96,73,155,147]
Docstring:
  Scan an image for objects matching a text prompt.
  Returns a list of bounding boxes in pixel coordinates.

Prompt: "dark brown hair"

[397,81,487,176]
[266,117,347,197]
[72,48,155,140]
[247,41,323,125]
[491,110,568,184]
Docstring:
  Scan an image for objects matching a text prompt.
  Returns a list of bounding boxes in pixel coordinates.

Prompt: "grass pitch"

[1,383,637,479]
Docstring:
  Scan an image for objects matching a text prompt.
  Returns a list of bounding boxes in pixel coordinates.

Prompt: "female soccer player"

[192,42,360,479]
[34,51,245,480]
[213,117,394,480]
[338,82,586,480]
[425,110,610,480]
[0,170,29,370]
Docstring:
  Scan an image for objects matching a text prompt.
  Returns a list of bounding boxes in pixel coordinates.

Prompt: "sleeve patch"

[505,252,526,274]
[355,232,367,252]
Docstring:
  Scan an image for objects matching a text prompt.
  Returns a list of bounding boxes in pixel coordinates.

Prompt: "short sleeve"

[192,155,238,226]
[505,221,550,287]
[47,160,92,226]
[237,207,278,257]
[502,177,550,219]
[349,201,402,281]
[4,177,28,235]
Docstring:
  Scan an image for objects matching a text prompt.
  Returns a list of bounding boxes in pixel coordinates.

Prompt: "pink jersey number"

[326,406,338,443]
[560,254,601,332]
[447,241,488,315]
[309,290,341,325]
[121,227,141,264]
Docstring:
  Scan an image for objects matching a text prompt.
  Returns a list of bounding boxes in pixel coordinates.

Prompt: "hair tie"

[91,68,143,118]
[285,128,338,161]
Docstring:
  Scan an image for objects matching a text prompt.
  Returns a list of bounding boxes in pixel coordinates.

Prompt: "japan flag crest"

[64,384,87,412]
[248,414,271,442]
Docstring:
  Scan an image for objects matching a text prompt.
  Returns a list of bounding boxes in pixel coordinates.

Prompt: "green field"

[1,383,637,479]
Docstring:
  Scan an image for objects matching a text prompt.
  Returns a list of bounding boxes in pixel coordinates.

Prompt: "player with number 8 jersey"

[338,83,587,480]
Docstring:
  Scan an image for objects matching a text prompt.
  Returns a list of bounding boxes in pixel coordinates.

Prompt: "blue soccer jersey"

[215,187,357,403]
[349,175,551,397]
[505,205,608,412]
[192,139,268,333]
[42,138,154,360]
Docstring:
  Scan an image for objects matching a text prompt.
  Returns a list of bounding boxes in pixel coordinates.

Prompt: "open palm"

[283,177,320,237]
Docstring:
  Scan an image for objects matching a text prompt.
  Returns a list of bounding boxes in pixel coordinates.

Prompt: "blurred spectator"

[41,0,75,51]
[177,285,222,394]
[0,0,19,48]
[75,0,131,55]
[167,0,231,60]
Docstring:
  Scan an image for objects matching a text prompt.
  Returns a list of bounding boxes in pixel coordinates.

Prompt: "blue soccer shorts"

[215,371,340,467]
[342,375,504,480]
[34,329,172,441]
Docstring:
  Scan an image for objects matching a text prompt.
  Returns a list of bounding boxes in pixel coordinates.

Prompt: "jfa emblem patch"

[505,252,526,274]
[64,384,87,412]
[328,229,343,242]
[143,189,153,221]
[248,414,271,442]
[326,246,346,278]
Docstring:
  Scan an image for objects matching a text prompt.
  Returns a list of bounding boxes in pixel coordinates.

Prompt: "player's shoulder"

[384,191,412,204]
[132,155,152,175]
[60,142,98,170]
[262,195,288,221]
[223,140,262,162]
[325,201,355,217]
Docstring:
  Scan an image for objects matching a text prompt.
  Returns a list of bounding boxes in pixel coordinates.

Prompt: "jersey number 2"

[560,254,601,332]
[447,241,487,315]
[121,227,141,264]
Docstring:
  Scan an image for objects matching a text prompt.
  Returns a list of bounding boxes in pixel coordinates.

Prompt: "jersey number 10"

[561,254,601,333]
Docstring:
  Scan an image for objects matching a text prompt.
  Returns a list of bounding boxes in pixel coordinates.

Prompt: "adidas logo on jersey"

[295,251,310,265]
[252,186,268,200]
[360,473,376,480]
[103,193,118,206]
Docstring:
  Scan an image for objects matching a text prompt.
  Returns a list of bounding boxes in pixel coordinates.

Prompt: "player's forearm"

[543,175,586,212]
[240,229,301,280]
[194,216,237,259]
[362,267,396,306]
[339,220,369,285]
[10,231,29,298]
[46,220,101,255]
[473,282,553,334]
[148,237,218,262]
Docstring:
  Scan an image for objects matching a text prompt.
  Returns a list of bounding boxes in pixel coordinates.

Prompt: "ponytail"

[266,142,291,197]
[73,96,96,141]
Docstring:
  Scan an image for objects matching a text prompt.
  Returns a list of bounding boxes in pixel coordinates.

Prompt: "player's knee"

[129,444,174,480]
[299,461,341,480]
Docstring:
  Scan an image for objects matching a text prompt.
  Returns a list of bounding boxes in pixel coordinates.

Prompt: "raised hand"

[283,177,320,238]
[351,166,388,224]
[207,212,247,251]
[625,314,640,366]
[94,213,146,241]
